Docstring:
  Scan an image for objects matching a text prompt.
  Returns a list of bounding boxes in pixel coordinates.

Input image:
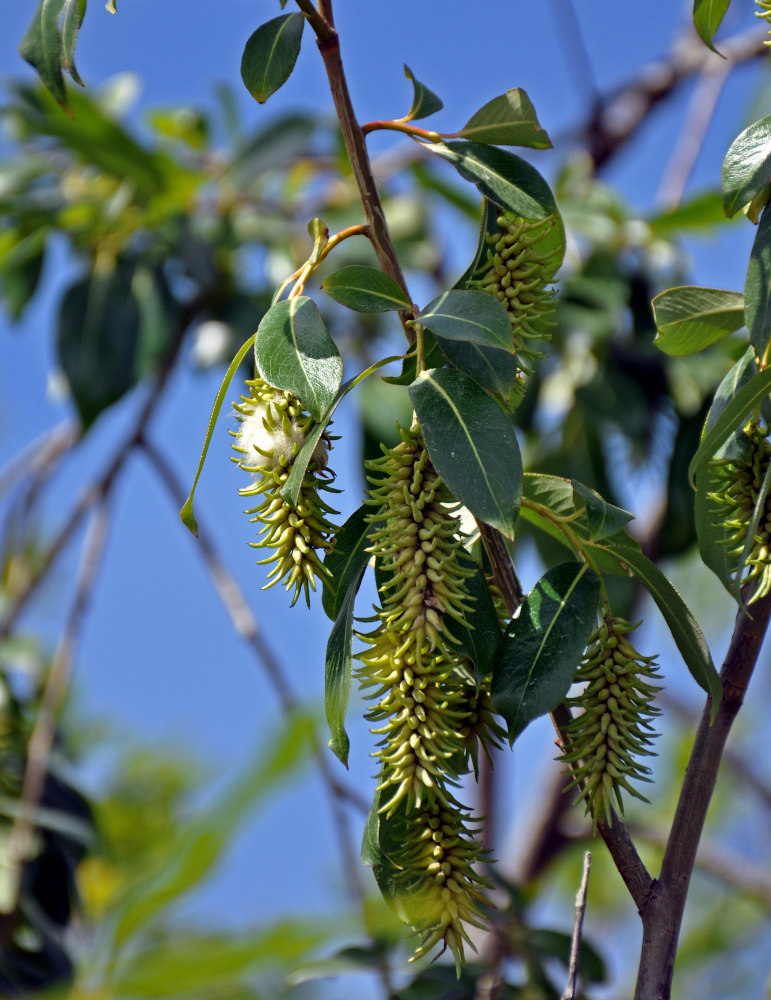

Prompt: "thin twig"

[561,851,591,1000]
[549,0,600,113]
[0,422,79,498]
[0,495,113,944]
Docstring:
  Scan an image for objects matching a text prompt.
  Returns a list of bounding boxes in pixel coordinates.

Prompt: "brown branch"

[584,26,768,171]
[0,422,79,498]
[633,591,771,1000]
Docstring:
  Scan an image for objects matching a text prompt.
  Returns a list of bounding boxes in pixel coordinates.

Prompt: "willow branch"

[561,851,592,1000]
[633,590,771,1000]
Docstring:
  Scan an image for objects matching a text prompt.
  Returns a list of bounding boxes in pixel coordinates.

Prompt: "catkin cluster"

[562,616,661,829]
[471,211,561,388]
[709,420,771,603]
[757,0,771,43]
[231,377,337,607]
[357,423,496,969]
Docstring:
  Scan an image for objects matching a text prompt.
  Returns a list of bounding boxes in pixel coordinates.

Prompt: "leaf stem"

[361,119,442,142]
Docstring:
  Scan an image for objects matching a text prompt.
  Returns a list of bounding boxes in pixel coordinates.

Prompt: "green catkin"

[470,211,561,390]
[357,423,496,969]
[561,616,661,830]
[708,420,771,604]
[756,0,771,44]
[231,377,337,608]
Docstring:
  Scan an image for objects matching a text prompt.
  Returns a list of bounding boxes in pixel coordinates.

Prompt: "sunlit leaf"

[652,286,745,357]
[402,64,443,122]
[454,89,552,149]
[321,265,411,313]
[693,0,730,53]
[240,13,304,105]
[325,566,365,767]
[417,289,514,351]
[722,114,771,218]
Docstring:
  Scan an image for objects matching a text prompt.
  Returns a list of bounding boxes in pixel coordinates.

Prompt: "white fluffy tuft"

[235,400,306,469]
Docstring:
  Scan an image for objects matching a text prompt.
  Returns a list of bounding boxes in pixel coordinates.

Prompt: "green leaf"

[745,203,771,357]
[491,562,600,742]
[409,368,522,539]
[0,230,46,321]
[402,64,443,122]
[19,0,69,109]
[722,114,771,218]
[571,481,634,540]
[321,265,411,313]
[652,286,745,357]
[425,141,556,219]
[603,543,720,705]
[180,335,256,536]
[111,711,314,947]
[445,563,503,682]
[454,89,552,149]
[382,332,443,387]
[61,0,87,86]
[417,289,514,351]
[254,297,343,421]
[240,13,304,105]
[322,504,372,621]
[282,354,404,507]
[688,366,771,487]
[57,262,140,428]
[693,0,730,53]
[435,337,519,400]
[325,566,365,768]
[648,190,727,237]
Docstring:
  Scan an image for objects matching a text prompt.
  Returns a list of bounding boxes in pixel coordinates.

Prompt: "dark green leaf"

[722,114,771,218]
[57,262,140,428]
[435,337,519,400]
[61,0,86,86]
[254,297,343,421]
[455,89,552,149]
[688,366,771,486]
[240,13,304,105]
[571,481,634,540]
[693,0,730,53]
[382,332,443,386]
[321,265,411,313]
[409,368,522,538]
[601,542,720,704]
[652,286,745,357]
[180,335,256,536]
[322,505,372,621]
[745,203,771,357]
[325,566,365,768]
[402,64,443,122]
[19,0,68,109]
[425,141,556,219]
[445,563,503,682]
[491,562,600,742]
[417,289,514,351]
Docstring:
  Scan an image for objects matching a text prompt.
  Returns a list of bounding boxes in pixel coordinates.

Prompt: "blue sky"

[1,2,770,995]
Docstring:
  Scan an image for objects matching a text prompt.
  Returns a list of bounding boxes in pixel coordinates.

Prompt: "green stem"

[361,119,442,142]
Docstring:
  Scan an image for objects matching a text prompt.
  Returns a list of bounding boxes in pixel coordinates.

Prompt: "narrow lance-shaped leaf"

[688,366,771,487]
[180,335,256,536]
[401,64,443,122]
[425,141,556,220]
[321,504,372,621]
[491,562,600,742]
[745,203,771,358]
[325,566,366,768]
[417,289,514,351]
[254,296,343,421]
[321,265,411,313]
[652,286,745,357]
[61,0,86,86]
[409,368,522,539]
[19,0,69,109]
[693,0,731,54]
[240,13,304,105]
[722,114,771,218]
[453,89,552,149]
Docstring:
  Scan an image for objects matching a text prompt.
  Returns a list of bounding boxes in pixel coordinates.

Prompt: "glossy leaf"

[445,562,503,682]
[321,265,411,313]
[491,562,600,742]
[180,335,256,537]
[455,89,552,149]
[688,366,771,486]
[325,567,365,767]
[255,296,343,421]
[652,286,745,357]
[745,203,771,357]
[409,368,522,539]
[402,64,443,122]
[693,0,730,53]
[19,0,69,109]
[571,481,634,540]
[417,289,514,351]
[240,13,304,105]
[322,504,372,621]
[61,0,86,86]
[425,141,556,219]
[435,337,519,400]
[605,543,720,705]
[722,114,771,218]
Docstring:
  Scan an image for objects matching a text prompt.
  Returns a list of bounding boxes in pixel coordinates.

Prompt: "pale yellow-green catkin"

[231,377,337,607]
[756,0,771,44]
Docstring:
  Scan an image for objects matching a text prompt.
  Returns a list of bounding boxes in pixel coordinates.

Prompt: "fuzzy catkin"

[231,377,336,607]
